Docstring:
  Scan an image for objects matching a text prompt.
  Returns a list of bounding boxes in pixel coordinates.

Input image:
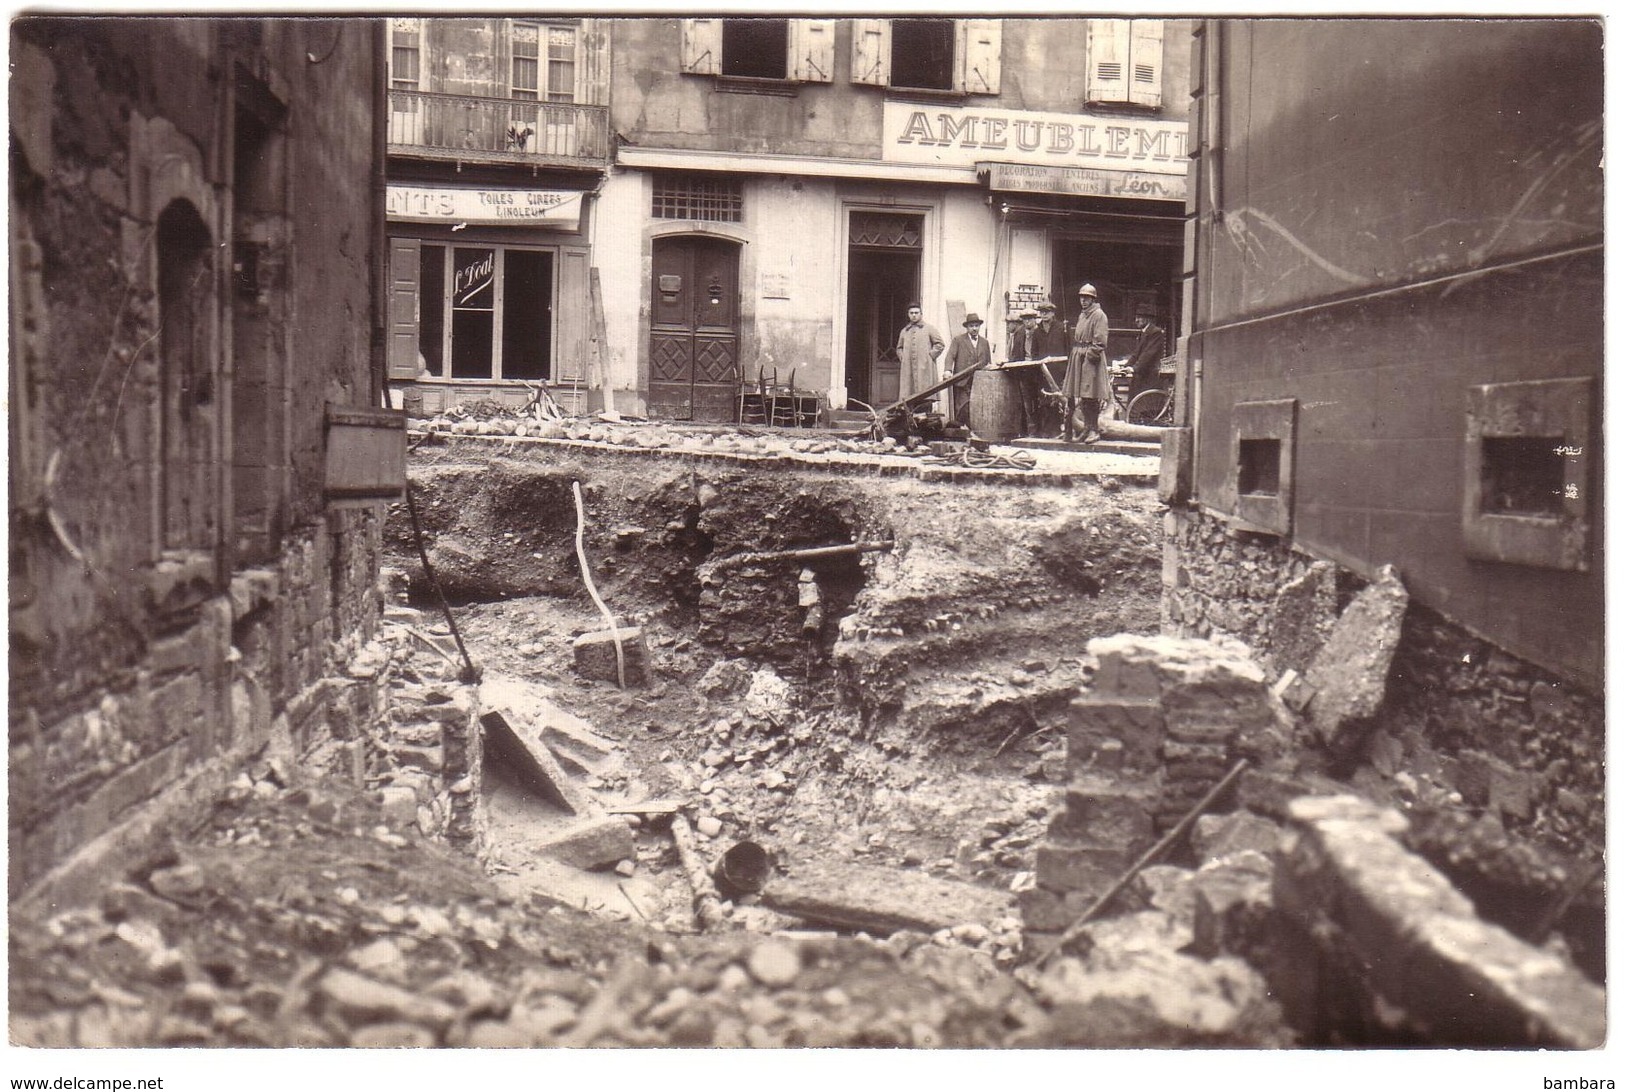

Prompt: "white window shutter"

[1130,20,1165,107]
[681,18,721,75]
[790,20,835,83]
[578,18,610,106]
[1085,19,1131,104]
[957,19,1001,94]
[851,18,891,86]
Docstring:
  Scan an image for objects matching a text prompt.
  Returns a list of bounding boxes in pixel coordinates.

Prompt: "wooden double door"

[648,235,740,421]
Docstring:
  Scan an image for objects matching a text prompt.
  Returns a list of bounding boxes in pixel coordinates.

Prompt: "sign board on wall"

[882,102,1189,181]
[386,185,583,229]
[984,162,1187,202]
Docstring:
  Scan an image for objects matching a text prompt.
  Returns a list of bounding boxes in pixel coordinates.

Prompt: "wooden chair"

[737,367,769,424]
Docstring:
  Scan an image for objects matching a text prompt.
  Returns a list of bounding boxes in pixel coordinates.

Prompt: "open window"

[1462,378,1593,570]
[1086,19,1164,107]
[1229,399,1296,535]
[851,18,1001,94]
[681,19,834,84]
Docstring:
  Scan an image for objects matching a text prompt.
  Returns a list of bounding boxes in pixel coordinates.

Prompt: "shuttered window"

[682,19,833,84]
[849,19,1000,94]
[1087,19,1164,108]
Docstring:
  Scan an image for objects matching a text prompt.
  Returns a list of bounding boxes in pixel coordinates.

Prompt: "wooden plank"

[761,860,1013,935]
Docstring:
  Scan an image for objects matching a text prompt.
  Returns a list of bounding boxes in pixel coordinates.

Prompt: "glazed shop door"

[649,236,740,421]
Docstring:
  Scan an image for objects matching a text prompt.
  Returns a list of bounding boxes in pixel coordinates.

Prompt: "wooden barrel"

[969,368,1022,442]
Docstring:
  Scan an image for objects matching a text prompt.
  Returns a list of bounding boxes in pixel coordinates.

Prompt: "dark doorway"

[845,251,919,410]
[1051,236,1180,359]
[649,235,740,421]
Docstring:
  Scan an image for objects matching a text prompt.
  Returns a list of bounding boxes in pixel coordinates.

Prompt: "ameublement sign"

[386,185,583,229]
[883,102,1189,181]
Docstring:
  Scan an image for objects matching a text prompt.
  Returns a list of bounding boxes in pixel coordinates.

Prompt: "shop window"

[851,19,1001,94]
[682,19,835,84]
[652,173,743,223]
[1230,399,1296,535]
[406,243,555,383]
[1463,378,1592,570]
[1086,19,1164,108]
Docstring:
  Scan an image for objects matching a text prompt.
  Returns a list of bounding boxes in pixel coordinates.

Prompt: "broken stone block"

[1304,565,1408,753]
[1189,850,1276,958]
[1048,779,1157,849]
[536,816,637,872]
[1034,841,1135,897]
[761,860,1013,935]
[1067,695,1164,772]
[480,708,590,816]
[1191,810,1283,865]
[316,968,458,1032]
[1270,668,1316,714]
[1017,886,1092,933]
[377,786,419,827]
[535,699,620,776]
[1125,864,1197,924]
[571,627,649,687]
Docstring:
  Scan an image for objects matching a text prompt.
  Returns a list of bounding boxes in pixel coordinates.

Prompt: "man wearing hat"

[1125,304,1167,402]
[1008,307,1049,437]
[1062,283,1110,443]
[941,312,993,425]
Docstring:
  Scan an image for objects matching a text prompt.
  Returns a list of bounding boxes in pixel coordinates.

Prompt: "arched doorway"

[648,235,740,421]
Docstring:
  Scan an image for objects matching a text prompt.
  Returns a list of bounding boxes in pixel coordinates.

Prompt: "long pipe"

[371,17,390,408]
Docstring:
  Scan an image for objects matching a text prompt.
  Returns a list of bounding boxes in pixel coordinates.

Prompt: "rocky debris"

[1274,795,1604,1048]
[1303,565,1408,754]
[481,706,591,816]
[1190,809,1283,865]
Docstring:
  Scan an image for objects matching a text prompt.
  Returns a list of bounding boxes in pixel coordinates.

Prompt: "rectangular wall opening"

[1479,435,1564,516]
[1238,438,1282,496]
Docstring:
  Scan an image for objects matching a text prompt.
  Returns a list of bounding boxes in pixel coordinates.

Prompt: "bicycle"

[1110,362,1175,427]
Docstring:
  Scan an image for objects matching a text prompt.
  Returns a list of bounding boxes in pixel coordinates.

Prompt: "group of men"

[894,286,1166,445]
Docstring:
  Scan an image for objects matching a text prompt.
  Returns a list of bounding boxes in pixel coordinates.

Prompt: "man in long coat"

[1125,305,1168,402]
[941,313,993,425]
[896,302,945,407]
[1062,283,1110,443]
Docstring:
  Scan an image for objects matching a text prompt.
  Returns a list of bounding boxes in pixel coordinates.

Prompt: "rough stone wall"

[7,17,387,895]
[1163,506,1604,851]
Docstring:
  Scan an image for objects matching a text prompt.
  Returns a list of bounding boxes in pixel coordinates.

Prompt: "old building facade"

[381,17,1193,420]
[9,18,401,894]
[383,17,613,416]
[1166,19,1604,845]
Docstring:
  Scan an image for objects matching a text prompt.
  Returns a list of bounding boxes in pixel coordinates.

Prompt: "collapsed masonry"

[1024,633,1603,1048]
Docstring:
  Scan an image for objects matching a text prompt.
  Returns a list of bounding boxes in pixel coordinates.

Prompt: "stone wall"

[8,18,388,895]
[1163,506,1604,852]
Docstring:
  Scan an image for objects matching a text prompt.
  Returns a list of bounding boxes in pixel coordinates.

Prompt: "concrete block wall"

[1022,634,1265,941]
[1164,505,1604,850]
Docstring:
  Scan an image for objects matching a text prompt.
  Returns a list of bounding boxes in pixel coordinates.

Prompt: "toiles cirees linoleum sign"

[386,184,583,229]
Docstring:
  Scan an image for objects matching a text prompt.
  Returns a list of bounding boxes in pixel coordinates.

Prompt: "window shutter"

[555,247,590,383]
[1085,19,1131,104]
[790,19,835,83]
[387,238,422,380]
[1130,20,1164,107]
[577,18,610,105]
[851,18,891,86]
[957,19,1001,94]
[680,18,721,76]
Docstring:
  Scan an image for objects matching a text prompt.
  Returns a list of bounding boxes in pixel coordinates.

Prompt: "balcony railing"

[387,89,610,166]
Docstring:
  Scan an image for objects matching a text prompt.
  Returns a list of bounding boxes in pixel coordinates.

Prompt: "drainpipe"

[371,17,389,410]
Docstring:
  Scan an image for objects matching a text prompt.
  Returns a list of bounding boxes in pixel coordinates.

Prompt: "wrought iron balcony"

[387,89,610,167]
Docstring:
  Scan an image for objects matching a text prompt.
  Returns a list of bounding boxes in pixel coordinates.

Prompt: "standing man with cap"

[941,313,993,425]
[1009,307,1047,437]
[1063,283,1110,443]
[896,302,945,408]
[1125,304,1167,402]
